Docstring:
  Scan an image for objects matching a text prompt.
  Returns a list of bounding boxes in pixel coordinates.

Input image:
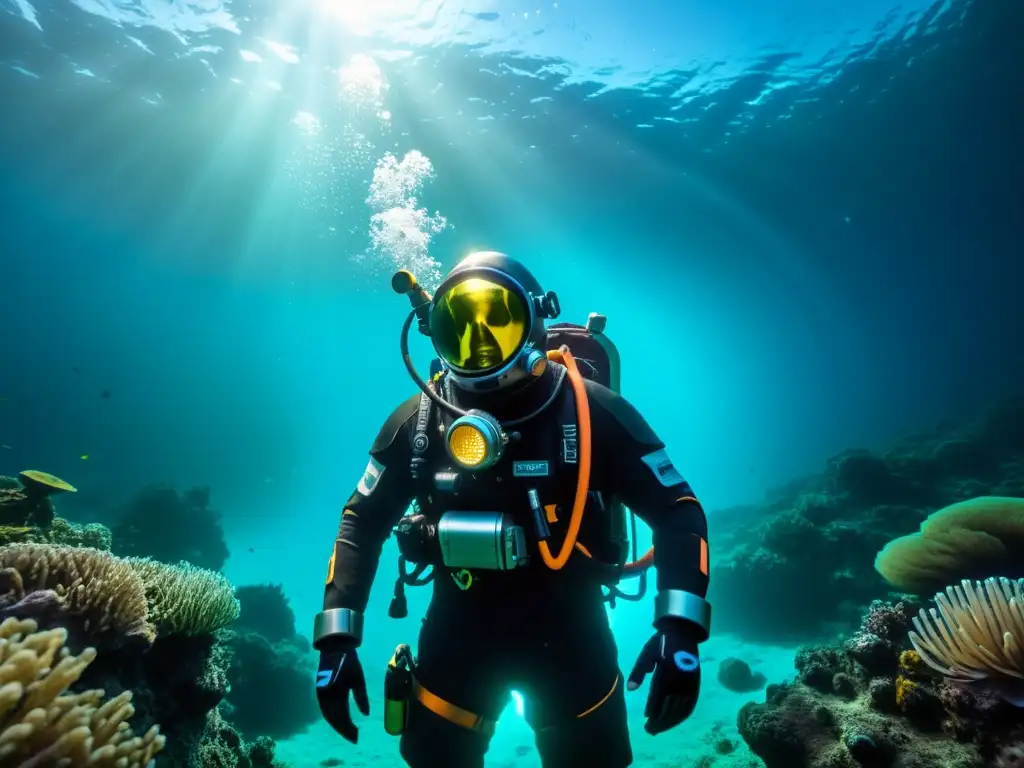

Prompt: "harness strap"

[412,679,497,737]
[410,387,434,481]
[576,674,620,718]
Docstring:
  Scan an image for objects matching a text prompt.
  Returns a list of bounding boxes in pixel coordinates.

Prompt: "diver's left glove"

[316,637,370,744]
[626,619,701,735]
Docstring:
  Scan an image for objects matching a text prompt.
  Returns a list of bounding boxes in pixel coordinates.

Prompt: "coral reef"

[223,583,319,741]
[0,469,77,529]
[0,517,113,550]
[0,545,154,644]
[127,557,240,637]
[0,544,240,643]
[708,398,1024,641]
[0,543,250,765]
[737,597,1024,767]
[190,708,285,768]
[111,485,230,572]
[0,469,111,551]
[0,616,164,766]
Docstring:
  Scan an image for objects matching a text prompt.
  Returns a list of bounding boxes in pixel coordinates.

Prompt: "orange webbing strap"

[621,546,654,576]
[412,679,496,737]
[538,347,592,570]
[576,674,620,719]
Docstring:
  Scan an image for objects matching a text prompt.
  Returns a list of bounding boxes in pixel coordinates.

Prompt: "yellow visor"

[429,277,529,371]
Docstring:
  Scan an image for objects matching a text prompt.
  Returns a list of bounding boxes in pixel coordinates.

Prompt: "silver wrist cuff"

[654,590,711,642]
[313,608,364,648]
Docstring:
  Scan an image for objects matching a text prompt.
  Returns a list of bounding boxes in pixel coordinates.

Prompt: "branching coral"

[909,577,1024,685]
[126,558,239,637]
[0,617,164,766]
[45,518,113,551]
[0,545,153,642]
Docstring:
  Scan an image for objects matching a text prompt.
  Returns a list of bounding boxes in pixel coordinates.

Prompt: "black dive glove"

[316,638,370,744]
[626,620,701,735]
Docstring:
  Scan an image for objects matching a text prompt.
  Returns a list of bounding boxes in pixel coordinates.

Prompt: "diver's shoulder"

[370,393,421,455]
[582,379,661,448]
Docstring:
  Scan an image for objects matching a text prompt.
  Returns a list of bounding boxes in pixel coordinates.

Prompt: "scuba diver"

[313,251,711,768]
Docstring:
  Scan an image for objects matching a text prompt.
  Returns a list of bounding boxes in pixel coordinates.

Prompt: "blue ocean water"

[0,0,1021,766]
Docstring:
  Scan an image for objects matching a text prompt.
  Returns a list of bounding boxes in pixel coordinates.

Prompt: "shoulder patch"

[356,456,386,496]
[640,448,686,488]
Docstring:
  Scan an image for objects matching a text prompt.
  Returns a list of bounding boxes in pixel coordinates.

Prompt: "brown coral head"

[18,470,77,497]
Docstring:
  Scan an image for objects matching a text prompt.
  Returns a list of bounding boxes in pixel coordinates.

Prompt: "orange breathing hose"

[538,347,591,570]
[537,346,655,576]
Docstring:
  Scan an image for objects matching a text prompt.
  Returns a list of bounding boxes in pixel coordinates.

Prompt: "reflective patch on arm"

[640,448,685,488]
[356,456,386,496]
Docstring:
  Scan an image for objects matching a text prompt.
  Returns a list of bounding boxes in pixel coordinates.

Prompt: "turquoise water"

[1,0,1020,765]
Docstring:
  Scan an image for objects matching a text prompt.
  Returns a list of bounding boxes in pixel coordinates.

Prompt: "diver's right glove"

[316,637,370,744]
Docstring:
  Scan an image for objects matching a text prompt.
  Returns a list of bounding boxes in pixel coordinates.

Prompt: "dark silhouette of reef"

[111,484,231,572]
[708,398,1024,642]
[737,598,1024,767]
[223,583,320,741]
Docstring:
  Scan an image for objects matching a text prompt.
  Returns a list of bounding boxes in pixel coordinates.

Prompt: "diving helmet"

[392,251,562,472]
[427,251,560,393]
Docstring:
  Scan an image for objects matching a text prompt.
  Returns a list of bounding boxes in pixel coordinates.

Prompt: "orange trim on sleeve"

[325,550,336,584]
[699,537,709,576]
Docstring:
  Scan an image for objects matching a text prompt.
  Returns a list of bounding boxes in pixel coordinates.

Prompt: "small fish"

[72,367,80,373]
[0,445,11,450]
[80,454,89,461]
[248,547,255,553]
[100,390,111,399]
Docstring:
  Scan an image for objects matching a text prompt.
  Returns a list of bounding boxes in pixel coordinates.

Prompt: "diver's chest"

[433,419,580,509]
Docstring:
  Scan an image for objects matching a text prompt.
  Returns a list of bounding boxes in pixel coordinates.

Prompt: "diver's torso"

[412,371,619,623]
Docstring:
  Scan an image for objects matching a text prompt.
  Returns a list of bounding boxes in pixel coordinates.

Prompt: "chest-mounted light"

[446,410,506,471]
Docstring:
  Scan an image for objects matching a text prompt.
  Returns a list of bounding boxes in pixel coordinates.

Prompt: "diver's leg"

[525,603,633,768]
[398,599,508,768]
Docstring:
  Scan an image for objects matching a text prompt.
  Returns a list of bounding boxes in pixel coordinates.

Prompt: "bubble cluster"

[339,53,391,123]
[366,150,447,288]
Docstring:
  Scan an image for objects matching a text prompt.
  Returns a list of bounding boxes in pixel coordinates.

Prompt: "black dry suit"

[321,348,710,768]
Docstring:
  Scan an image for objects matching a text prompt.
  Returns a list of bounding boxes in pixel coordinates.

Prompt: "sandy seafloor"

[276,635,796,768]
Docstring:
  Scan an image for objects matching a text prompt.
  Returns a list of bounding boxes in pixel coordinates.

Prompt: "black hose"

[400,307,568,428]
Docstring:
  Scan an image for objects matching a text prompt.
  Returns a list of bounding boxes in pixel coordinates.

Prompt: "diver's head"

[428,251,560,393]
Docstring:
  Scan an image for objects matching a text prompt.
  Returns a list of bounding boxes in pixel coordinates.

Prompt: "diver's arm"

[314,394,420,650]
[588,382,710,640]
